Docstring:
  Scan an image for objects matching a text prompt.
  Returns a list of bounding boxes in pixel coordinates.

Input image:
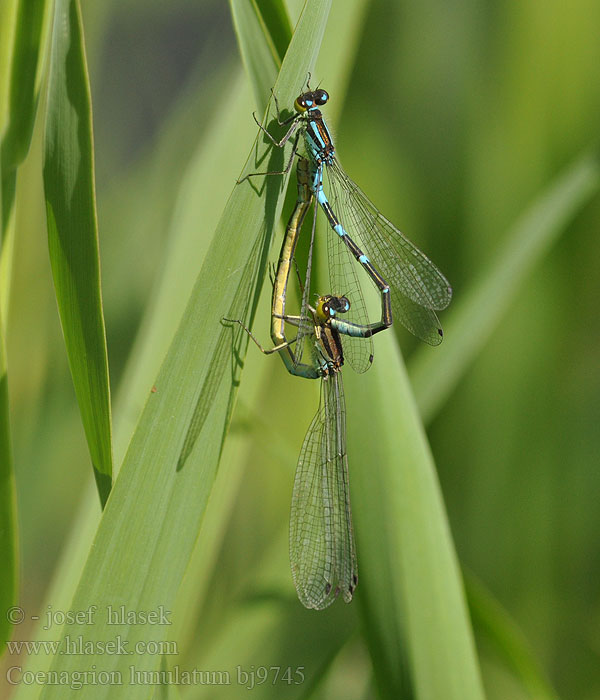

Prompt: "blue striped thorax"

[293,89,335,165]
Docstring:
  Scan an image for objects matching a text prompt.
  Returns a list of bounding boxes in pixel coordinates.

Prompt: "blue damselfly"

[240,82,452,346]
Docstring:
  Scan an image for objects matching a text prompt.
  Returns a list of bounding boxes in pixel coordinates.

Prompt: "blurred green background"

[4,0,600,698]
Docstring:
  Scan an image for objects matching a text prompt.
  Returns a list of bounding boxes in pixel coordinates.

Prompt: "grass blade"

[38,3,331,697]
[1,0,52,319]
[404,152,600,696]
[0,317,17,651]
[346,333,485,699]
[230,0,291,110]
[0,0,52,650]
[190,599,357,699]
[43,0,113,504]
[255,0,293,60]
[465,572,558,700]
[1,0,51,173]
[409,149,600,423]
[11,57,253,700]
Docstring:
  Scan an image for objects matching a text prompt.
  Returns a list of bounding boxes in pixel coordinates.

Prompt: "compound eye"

[294,95,308,112]
[329,295,349,313]
[314,89,329,105]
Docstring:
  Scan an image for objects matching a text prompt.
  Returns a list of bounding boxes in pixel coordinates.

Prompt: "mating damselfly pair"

[227,80,451,610]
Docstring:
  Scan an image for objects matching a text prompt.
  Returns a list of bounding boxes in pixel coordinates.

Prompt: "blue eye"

[315,89,329,105]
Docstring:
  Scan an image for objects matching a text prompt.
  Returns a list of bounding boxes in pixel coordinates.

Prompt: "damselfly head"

[315,295,334,322]
[315,294,350,322]
[294,89,329,113]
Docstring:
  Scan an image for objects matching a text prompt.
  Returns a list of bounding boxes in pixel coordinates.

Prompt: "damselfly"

[240,82,452,345]
[227,292,363,609]
[289,294,358,609]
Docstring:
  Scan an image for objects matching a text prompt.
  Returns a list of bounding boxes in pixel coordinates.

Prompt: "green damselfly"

[240,81,452,345]
[289,293,358,608]
[227,291,364,609]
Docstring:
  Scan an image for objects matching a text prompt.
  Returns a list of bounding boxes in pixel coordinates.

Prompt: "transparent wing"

[325,216,375,373]
[325,158,452,344]
[290,159,374,374]
[290,372,357,609]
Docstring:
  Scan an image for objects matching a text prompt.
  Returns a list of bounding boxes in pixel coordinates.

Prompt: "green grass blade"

[0,316,17,652]
[190,599,357,700]
[0,169,16,330]
[465,572,558,700]
[10,483,102,700]
[149,656,183,699]
[346,333,485,700]
[409,149,600,423]
[171,0,371,660]
[230,0,290,110]
[38,3,331,697]
[404,151,600,697]
[0,0,52,651]
[11,60,252,700]
[1,0,52,172]
[112,69,254,466]
[0,0,17,137]
[255,0,293,61]
[1,0,52,323]
[148,0,369,677]
[43,0,113,504]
